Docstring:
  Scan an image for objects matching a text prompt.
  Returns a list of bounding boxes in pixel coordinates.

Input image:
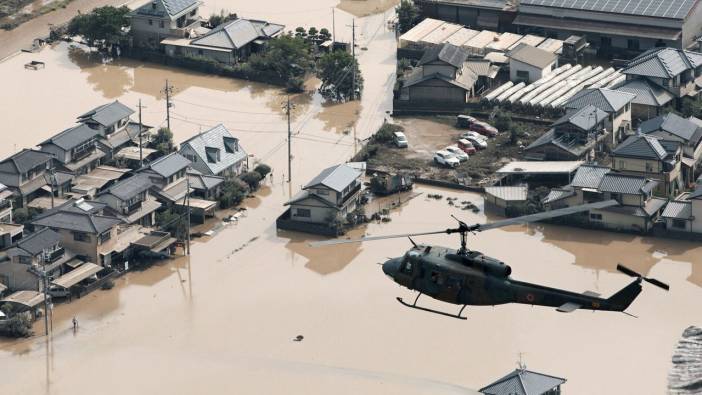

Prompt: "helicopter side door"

[436,274,463,304]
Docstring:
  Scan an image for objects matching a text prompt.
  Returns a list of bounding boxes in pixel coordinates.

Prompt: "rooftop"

[484,186,528,201]
[520,0,698,20]
[11,228,61,257]
[100,173,154,201]
[622,47,702,79]
[571,165,611,189]
[77,101,134,127]
[141,152,191,179]
[418,43,469,69]
[507,43,556,69]
[564,88,635,113]
[0,149,54,175]
[304,163,362,193]
[496,161,584,175]
[132,0,201,18]
[553,105,609,131]
[180,124,247,175]
[613,78,675,107]
[40,124,100,151]
[0,290,45,309]
[191,18,284,50]
[32,199,122,234]
[640,113,702,145]
[662,200,693,219]
[598,174,656,195]
[479,368,566,395]
[612,134,677,160]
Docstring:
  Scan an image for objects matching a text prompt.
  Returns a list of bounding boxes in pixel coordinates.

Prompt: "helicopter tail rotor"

[616,264,670,291]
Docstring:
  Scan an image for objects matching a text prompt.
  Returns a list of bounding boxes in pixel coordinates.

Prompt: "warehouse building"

[414,0,517,32]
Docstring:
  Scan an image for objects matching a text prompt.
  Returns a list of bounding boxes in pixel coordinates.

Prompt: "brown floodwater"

[0,2,700,394]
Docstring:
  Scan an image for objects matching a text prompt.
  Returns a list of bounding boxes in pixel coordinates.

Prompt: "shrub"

[0,305,33,338]
[253,164,272,178]
[372,123,404,144]
[13,207,42,225]
[240,171,263,191]
[101,279,115,290]
[219,178,249,208]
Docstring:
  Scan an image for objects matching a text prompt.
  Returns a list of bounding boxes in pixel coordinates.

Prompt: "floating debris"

[293,335,304,342]
[669,326,702,394]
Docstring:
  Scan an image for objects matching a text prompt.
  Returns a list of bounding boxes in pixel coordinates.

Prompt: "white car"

[433,150,460,168]
[393,131,408,148]
[460,131,488,141]
[464,136,487,150]
[445,146,469,162]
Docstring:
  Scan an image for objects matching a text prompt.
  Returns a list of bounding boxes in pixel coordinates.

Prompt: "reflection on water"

[68,47,133,98]
[280,228,364,275]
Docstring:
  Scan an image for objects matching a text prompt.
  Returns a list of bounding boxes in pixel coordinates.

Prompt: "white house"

[507,43,557,83]
[179,124,247,178]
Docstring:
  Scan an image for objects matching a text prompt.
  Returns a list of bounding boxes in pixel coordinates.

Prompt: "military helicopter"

[311,200,669,320]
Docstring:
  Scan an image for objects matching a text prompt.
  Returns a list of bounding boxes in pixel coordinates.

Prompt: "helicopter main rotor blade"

[309,230,448,247]
[476,200,618,232]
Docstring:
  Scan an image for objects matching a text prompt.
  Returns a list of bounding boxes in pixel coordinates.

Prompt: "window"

[401,260,413,274]
[73,232,89,242]
[600,37,612,47]
[190,9,197,16]
[590,213,603,221]
[645,162,653,172]
[295,208,311,218]
[159,21,164,28]
[627,39,640,51]
[205,147,220,163]
[672,219,687,229]
[148,19,153,26]
[98,231,111,244]
[223,137,238,153]
[516,70,529,81]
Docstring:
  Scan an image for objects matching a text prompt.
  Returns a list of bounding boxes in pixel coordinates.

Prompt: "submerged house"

[129,0,203,48]
[98,173,162,226]
[480,367,566,395]
[39,124,106,175]
[179,124,248,177]
[162,18,284,64]
[620,48,702,103]
[660,186,702,234]
[77,101,148,157]
[0,149,72,207]
[278,163,364,236]
[563,88,635,143]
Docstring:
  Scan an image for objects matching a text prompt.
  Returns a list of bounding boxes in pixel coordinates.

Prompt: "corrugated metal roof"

[613,79,674,107]
[52,262,102,289]
[571,165,610,188]
[640,112,702,145]
[418,43,468,69]
[622,47,702,78]
[78,101,134,127]
[612,134,669,160]
[598,174,653,194]
[521,0,696,19]
[179,124,247,176]
[304,163,362,193]
[662,200,692,219]
[507,43,556,69]
[484,186,528,201]
[564,88,635,113]
[480,369,566,395]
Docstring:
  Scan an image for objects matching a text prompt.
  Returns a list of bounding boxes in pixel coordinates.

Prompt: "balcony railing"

[72,146,96,162]
[44,247,65,263]
[123,200,143,215]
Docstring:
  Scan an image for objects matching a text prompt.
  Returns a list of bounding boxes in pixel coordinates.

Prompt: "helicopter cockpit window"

[401,261,413,274]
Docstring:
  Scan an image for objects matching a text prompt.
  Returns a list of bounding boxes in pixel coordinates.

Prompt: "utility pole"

[41,265,49,336]
[185,177,191,255]
[162,79,174,131]
[137,99,146,167]
[283,95,294,183]
[351,19,356,101]
[46,162,56,209]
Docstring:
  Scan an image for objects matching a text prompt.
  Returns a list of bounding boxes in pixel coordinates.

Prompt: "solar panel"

[521,0,696,19]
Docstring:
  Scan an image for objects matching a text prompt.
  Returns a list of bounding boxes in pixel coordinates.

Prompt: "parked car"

[460,131,487,141]
[470,120,499,137]
[464,136,487,150]
[445,146,469,162]
[393,131,408,148]
[433,150,460,168]
[457,139,477,155]
[456,114,478,128]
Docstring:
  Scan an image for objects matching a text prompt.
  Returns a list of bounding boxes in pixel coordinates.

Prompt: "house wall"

[665,217,693,232]
[612,106,632,138]
[40,144,69,164]
[289,203,337,224]
[164,44,235,64]
[0,262,39,291]
[590,209,648,232]
[631,103,663,122]
[131,16,172,47]
[612,156,681,196]
[647,130,702,161]
[423,63,456,79]
[683,2,702,49]
[509,58,552,83]
[408,81,468,103]
[693,198,702,233]
[49,228,100,265]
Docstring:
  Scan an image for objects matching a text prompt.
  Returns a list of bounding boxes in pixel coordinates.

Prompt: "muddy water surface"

[0,2,700,394]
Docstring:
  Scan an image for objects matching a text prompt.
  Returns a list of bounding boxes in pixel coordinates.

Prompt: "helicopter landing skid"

[396,294,468,320]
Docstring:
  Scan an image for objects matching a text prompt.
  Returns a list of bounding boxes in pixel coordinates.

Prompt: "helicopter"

[311,200,669,320]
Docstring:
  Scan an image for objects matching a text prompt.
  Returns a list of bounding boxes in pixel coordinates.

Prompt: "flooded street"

[0,1,701,394]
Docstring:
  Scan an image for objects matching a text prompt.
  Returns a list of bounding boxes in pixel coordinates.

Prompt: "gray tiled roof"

[32,199,122,234]
[640,113,702,145]
[564,88,635,113]
[40,124,100,151]
[12,228,61,256]
[571,165,610,188]
[543,186,575,204]
[525,128,597,157]
[612,134,669,160]
[179,124,247,176]
[77,101,134,127]
[662,200,692,219]
[191,19,284,50]
[403,66,477,91]
[598,174,655,194]
[134,0,200,18]
[187,171,224,191]
[304,163,362,193]
[507,43,557,69]
[613,79,675,107]
[554,105,608,131]
[418,43,468,69]
[622,47,702,79]
[480,369,566,395]
[142,152,191,179]
[0,149,54,175]
[101,173,154,201]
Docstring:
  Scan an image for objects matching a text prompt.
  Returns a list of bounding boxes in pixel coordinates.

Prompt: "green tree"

[219,178,249,208]
[0,304,33,338]
[156,208,186,237]
[317,50,364,101]
[253,163,271,178]
[67,6,130,48]
[319,28,332,43]
[395,0,419,34]
[494,112,515,144]
[240,171,263,191]
[248,35,313,92]
[208,11,237,28]
[294,27,307,40]
[307,27,319,44]
[150,127,175,157]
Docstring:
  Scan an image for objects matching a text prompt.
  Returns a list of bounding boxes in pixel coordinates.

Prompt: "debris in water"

[293,335,304,342]
[669,326,702,394]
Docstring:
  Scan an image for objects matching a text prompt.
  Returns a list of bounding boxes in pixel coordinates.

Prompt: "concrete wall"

[510,58,552,83]
[40,144,69,164]
[590,208,648,232]
[693,198,702,233]
[407,81,468,103]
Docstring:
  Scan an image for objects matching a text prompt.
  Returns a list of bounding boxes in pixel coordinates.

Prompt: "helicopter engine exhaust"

[481,260,512,278]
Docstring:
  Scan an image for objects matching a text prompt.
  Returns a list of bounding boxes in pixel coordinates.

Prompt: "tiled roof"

[12,228,61,256]
[507,43,556,69]
[403,66,477,91]
[564,88,635,113]
[141,152,191,179]
[304,163,362,193]
[77,101,134,127]
[525,129,597,157]
[480,368,566,395]
[571,165,610,188]
[32,199,122,234]
[543,186,575,204]
[0,149,54,175]
[39,124,100,151]
[553,105,608,131]
[612,134,670,160]
[418,43,468,69]
[187,170,224,191]
[598,174,656,194]
[613,79,675,107]
[191,19,284,50]
[179,124,247,176]
[100,173,154,201]
[622,47,702,79]
[662,200,692,219]
[640,113,702,145]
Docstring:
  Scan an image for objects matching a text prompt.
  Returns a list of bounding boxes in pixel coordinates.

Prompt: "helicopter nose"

[382,258,401,278]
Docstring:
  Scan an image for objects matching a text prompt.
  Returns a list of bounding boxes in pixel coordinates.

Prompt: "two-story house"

[31,199,128,267]
[398,43,477,106]
[639,112,702,186]
[611,134,683,198]
[39,124,106,175]
[564,88,636,144]
[129,0,203,48]
[98,173,161,226]
[0,228,73,292]
[619,48,702,109]
[507,43,557,83]
[138,152,192,205]
[77,101,147,157]
[0,149,73,207]
[280,163,364,235]
[179,124,247,178]
[543,165,666,233]
[661,185,702,235]
[525,105,610,161]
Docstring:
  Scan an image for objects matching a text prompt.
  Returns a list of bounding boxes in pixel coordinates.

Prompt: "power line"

[172,98,281,116]
[170,115,287,134]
